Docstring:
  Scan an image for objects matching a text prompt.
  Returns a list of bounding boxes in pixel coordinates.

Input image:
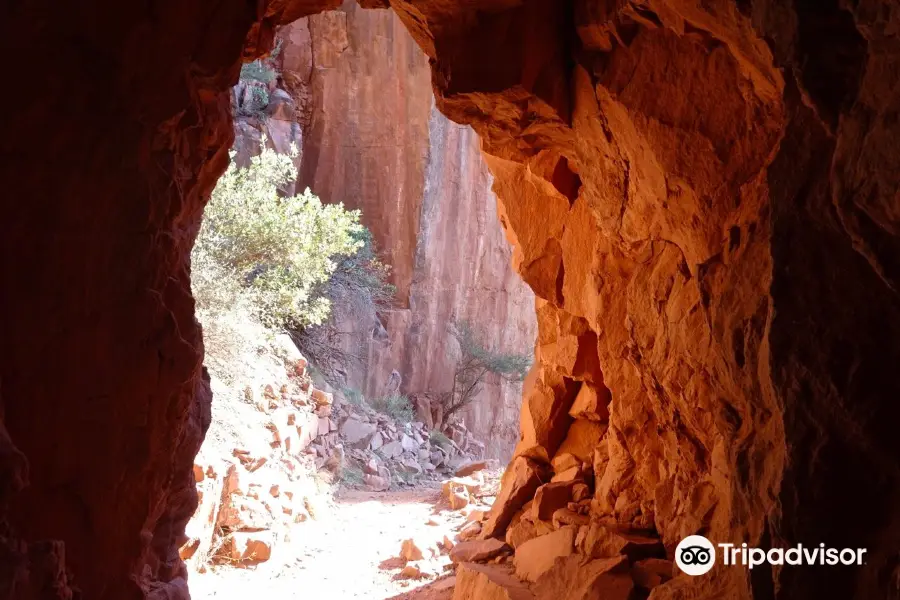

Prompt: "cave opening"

[1,1,899,600]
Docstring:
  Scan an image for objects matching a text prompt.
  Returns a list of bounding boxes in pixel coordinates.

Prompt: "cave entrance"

[184,2,535,597]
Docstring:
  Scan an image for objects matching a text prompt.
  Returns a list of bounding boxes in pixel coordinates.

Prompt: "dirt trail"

[190,487,456,600]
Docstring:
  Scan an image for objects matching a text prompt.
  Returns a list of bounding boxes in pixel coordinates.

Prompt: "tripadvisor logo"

[675,535,868,576]
[676,535,716,575]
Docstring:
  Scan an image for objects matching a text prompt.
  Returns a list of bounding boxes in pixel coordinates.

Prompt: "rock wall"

[280,3,537,460]
[1,1,898,599]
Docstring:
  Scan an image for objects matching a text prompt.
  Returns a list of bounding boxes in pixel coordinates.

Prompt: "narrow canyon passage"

[1,1,899,600]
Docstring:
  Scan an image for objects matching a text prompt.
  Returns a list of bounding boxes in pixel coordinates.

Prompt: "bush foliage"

[194,143,365,329]
[369,394,415,424]
[437,319,532,425]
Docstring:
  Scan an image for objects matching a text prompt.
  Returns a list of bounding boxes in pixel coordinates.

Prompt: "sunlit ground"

[189,487,458,600]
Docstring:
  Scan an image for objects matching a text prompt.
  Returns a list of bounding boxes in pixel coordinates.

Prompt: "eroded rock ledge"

[1,1,898,599]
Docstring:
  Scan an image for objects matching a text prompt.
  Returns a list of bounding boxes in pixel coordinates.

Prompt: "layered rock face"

[280,4,537,459]
[1,2,898,600]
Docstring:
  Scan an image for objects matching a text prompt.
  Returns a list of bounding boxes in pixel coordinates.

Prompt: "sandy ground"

[189,486,459,600]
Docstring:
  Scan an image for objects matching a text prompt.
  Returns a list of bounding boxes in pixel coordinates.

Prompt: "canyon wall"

[279,3,537,460]
[0,1,898,599]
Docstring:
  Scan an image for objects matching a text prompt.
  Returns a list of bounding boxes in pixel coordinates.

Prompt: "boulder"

[550,452,581,474]
[554,420,607,464]
[513,526,576,582]
[363,474,390,491]
[568,383,610,421]
[480,457,547,539]
[442,476,482,499]
[452,563,535,600]
[311,388,333,407]
[401,433,419,453]
[216,495,272,531]
[630,558,674,591]
[401,538,425,561]
[341,418,377,446]
[218,531,273,566]
[551,508,589,528]
[380,440,403,458]
[576,524,664,561]
[369,431,385,450]
[533,555,632,600]
[458,521,482,541]
[504,518,538,549]
[450,490,469,510]
[450,539,510,563]
[363,457,380,475]
[531,481,576,521]
[455,460,490,477]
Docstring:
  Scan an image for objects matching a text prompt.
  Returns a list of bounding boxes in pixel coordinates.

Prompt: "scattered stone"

[341,418,377,446]
[458,521,482,541]
[455,460,490,478]
[450,490,469,510]
[450,538,511,563]
[381,440,403,458]
[363,458,380,475]
[401,434,419,453]
[218,531,273,566]
[311,388,333,407]
[401,538,426,561]
[363,474,390,491]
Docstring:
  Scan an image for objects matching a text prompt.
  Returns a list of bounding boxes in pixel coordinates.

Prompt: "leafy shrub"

[370,394,414,424]
[340,465,365,486]
[342,387,365,406]
[436,319,532,426]
[240,60,276,84]
[429,429,452,449]
[237,84,270,117]
[195,142,365,329]
[293,229,396,382]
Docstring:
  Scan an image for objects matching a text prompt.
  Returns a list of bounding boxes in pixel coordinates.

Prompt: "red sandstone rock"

[453,563,535,600]
[450,539,509,564]
[513,526,577,583]
[481,457,548,539]
[531,481,576,521]
[630,558,674,591]
[532,555,631,600]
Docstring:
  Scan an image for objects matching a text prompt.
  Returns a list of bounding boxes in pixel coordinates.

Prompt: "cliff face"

[1,1,899,600]
[280,3,537,460]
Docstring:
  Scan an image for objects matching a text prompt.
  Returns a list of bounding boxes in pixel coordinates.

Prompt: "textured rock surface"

[280,3,537,459]
[1,1,899,599]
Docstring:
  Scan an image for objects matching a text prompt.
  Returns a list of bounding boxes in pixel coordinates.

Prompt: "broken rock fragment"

[452,563,536,600]
[481,457,548,539]
[513,525,577,582]
[450,538,510,563]
[533,555,632,600]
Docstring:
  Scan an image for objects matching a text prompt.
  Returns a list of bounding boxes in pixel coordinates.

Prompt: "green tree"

[194,142,365,329]
[437,319,532,426]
